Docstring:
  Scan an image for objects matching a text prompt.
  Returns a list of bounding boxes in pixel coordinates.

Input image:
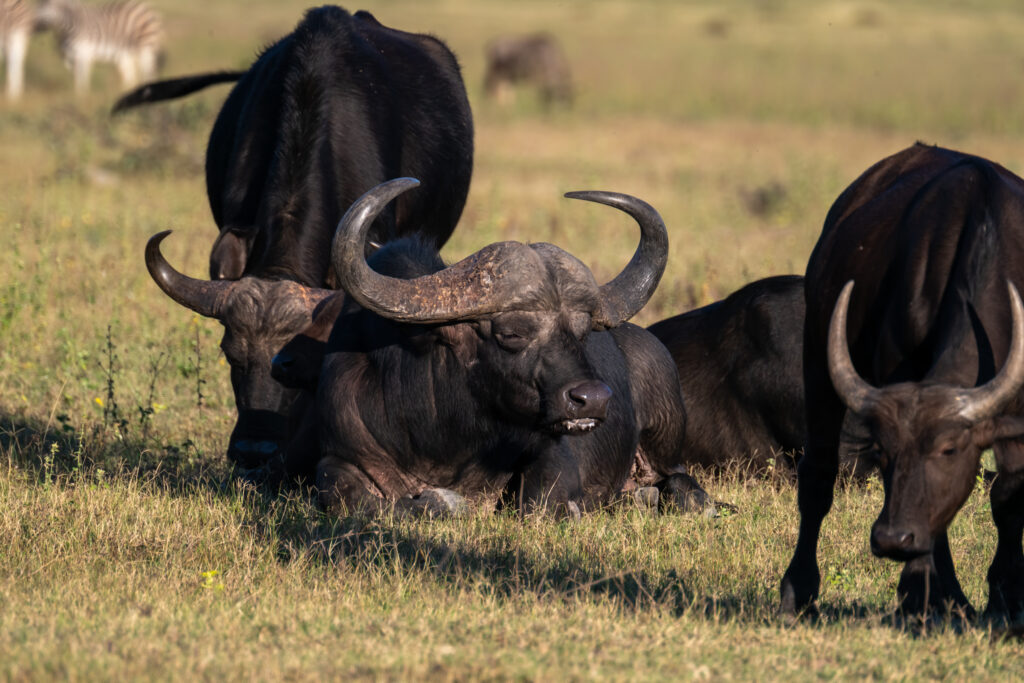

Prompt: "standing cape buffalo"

[131,7,474,469]
[647,275,807,471]
[780,143,1024,621]
[306,178,707,515]
[483,33,572,107]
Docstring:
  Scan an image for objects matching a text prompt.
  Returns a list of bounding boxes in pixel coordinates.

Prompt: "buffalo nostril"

[565,381,612,415]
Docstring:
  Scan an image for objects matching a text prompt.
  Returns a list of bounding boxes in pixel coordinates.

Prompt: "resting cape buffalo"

[780,143,1024,622]
[647,275,807,471]
[294,178,707,516]
[131,7,473,469]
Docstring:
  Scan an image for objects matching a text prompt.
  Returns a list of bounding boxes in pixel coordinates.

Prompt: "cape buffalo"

[647,276,807,472]
[483,33,572,107]
[303,178,707,516]
[780,143,1024,622]
[131,7,473,469]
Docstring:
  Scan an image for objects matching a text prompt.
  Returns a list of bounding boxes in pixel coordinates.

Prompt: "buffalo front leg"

[896,531,973,618]
[780,365,845,617]
[515,447,585,518]
[985,448,1024,622]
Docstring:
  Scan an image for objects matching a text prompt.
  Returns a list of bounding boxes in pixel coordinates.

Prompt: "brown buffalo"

[781,143,1024,621]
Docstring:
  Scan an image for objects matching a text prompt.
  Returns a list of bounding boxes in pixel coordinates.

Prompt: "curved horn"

[563,191,669,328]
[827,280,882,415]
[145,231,231,319]
[333,178,540,324]
[956,281,1024,421]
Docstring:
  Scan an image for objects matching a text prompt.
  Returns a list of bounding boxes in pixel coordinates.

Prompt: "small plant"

[193,327,206,410]
[200,570,224,591]
[96,325,128,434]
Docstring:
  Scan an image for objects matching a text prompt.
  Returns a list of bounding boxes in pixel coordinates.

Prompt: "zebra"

[36,0,162,94]
[1,0,34,99]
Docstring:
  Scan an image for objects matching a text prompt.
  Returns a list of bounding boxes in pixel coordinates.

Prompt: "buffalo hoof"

[779,568,820,620]
[984,583,1024,625]
[658,473,715,514]
[398,488,470,519]
[632,486,660,509]
[896,555,974,620]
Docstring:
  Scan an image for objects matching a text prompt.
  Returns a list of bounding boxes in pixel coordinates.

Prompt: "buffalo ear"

[972,415,1024,449]
[210,227,255,280]
[436,322,478,367]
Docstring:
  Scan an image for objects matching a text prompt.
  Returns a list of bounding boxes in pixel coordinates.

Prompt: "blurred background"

[4,0,1024,456]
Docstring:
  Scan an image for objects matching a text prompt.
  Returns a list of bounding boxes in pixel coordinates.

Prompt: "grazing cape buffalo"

[483,33,572,106]
[647,275,807,471]
[780,143,1024,621]
[305,178,707,516]
[132,7,474,469]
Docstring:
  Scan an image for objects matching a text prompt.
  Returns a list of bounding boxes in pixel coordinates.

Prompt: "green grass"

[3,0,1024,678]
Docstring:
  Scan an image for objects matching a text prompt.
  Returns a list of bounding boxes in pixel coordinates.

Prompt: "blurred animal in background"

[36,0,162,94]
[305,179,709,517]
[483,32,572,107]
[1,0,34,99]
[132,7,474,474]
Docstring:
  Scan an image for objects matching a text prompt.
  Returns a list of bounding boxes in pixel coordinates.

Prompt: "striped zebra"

[0,0,34,99]
[36,0,163,94]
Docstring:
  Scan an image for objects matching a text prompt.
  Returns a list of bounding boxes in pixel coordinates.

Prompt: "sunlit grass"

[3,0,1024,677]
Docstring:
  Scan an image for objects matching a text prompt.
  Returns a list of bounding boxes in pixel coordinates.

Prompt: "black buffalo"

[780,143,1024,621]
[647,275,807,472]
[483,33,572,107]
[131,7,473,469]
[301,178,707,516]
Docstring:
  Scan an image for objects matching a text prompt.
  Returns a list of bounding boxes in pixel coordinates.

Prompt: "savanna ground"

[2,0,1024,678]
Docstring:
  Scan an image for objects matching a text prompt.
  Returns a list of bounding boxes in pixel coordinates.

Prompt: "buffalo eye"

[494,331,529,352]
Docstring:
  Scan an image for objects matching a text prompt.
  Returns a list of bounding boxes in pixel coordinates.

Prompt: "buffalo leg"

[516,447,584,517]
[316,458,389,515]
[780,364,845,616]
[986,444,1024,621]
[896,531,973,617]
[658,472,712,513]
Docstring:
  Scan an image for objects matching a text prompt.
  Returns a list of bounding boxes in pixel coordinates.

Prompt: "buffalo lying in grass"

[275,178,711,517]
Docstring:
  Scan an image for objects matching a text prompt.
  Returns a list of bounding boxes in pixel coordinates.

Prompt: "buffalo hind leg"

[986,452,1024,623]
[896,531,974,619]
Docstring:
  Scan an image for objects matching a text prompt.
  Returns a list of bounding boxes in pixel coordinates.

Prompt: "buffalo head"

[145,232,332,468]
[332,177,668,436]
[828,280,1024,560]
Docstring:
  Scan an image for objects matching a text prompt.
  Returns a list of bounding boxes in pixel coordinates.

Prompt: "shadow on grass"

[0,410,1006,634]
[0,410,232,493]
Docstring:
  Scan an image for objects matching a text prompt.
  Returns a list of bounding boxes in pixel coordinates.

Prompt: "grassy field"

[3,0,1024,678]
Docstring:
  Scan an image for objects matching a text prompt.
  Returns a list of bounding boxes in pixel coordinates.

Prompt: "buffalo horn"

[146,231,231,319]
[333,178,531,323]
[956,281,1024,421]
[563,191,669,328]
[827,280,882,415]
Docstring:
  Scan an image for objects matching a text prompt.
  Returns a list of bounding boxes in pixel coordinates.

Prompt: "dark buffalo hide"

[129,7,473,470]
[280,178,710,517]
[780,143,1024,623]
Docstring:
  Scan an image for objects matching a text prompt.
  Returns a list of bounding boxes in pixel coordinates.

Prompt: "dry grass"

[3,0,1024,678]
